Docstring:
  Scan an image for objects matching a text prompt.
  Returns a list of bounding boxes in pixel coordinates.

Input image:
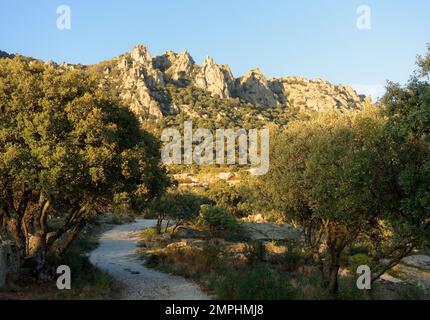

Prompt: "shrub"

[199,205,238,235]
[293,271,331,300]
[150,190,208,233]
[348,253,372,273]
[145,241,223,278]
[338,276,369,300]
[139,227,159,242]
[212,264,296,300]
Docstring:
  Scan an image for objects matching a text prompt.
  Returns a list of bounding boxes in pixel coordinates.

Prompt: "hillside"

[0,45,370,128]
[89,45,370,127]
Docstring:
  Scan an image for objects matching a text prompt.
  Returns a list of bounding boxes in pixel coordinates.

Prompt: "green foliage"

[50,233,116,298]
[163,84,284,129]
[0,57,169,276]
[338,276,369,300]
[198,205,238,235]
[417,44,430,77]
[381,46,430,248]
[150,189,208,232]
[206,180,254,217]
[348,254,372,273]
[262,106,397,293]
[259,46,430,295]
[212,264,296,300]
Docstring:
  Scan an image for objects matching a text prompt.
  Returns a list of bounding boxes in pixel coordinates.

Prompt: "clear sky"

[1,0,429,99]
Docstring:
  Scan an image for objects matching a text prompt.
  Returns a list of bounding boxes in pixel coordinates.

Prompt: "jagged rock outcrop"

[109,45,166,119]
[89,44,368,120]
[235,68,278,108]
[269,76,368,112]
[194,56,234,99]
[154,50,195,81]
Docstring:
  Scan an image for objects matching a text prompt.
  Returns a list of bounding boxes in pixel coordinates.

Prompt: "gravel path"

[89,219,210,300]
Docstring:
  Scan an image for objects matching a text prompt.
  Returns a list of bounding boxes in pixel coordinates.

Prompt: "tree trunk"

[49,220,86,257]
[156,215,164,234]
[25,232,50,280]
[327,262,340,296]
[323,223,348,297]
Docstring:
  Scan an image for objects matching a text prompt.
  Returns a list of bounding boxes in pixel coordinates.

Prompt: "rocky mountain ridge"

[1,45,370,123]
[96,45,368,120]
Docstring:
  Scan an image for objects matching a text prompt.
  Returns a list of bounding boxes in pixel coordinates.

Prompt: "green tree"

[372,46,430,279]
[206,180,252,217]
[150,189,207,233]
[198,205,237,236]
[0,57,169,278]
[263,107,395,295]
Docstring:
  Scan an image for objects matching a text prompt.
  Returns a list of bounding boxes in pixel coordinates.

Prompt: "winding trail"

[89,219,210,300]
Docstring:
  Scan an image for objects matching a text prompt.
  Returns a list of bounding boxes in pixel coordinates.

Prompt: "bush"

[293,271,331,300]
[212,264,296,299]
[139,227,159,241]
[150,190,209,233]
[348,253,372,273]
[144,241,223,278]
[338,276,369,300]
[199,205,238,235]
[50,236,115,298]
[206,181,251,217]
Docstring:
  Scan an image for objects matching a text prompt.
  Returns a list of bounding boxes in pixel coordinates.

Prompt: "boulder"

[175,227,203,239]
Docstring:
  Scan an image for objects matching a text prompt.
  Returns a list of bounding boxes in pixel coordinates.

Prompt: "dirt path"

[89,219,210,300]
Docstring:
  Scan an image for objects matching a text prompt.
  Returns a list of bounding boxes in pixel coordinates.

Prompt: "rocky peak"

[130,45,152,66]
[235,68,278,108]
[92,44,369,122]
[165,51,195,81]
[111,45,167,119]
[194,56,234,98]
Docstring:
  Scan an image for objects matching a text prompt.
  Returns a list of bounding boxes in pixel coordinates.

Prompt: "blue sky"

[1,1,429,99]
